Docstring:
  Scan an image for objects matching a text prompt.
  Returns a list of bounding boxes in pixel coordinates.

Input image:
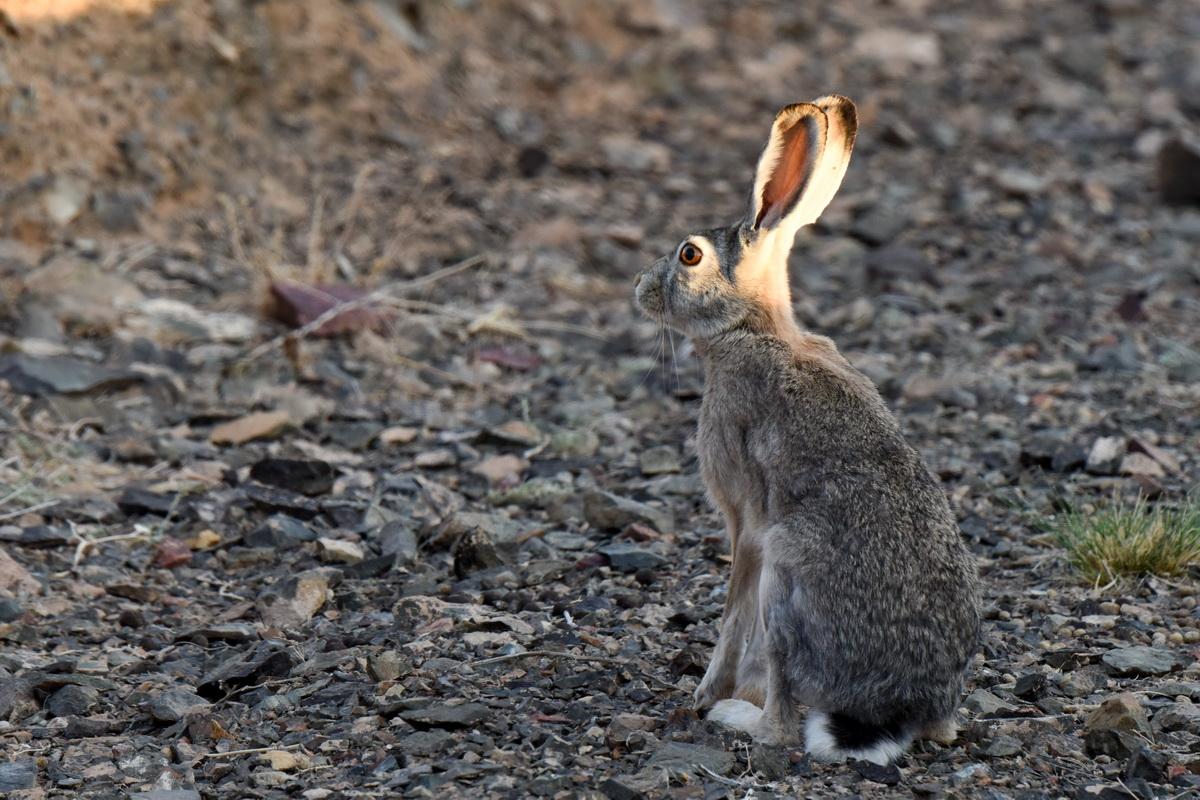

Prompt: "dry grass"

[1055,495,1200,583]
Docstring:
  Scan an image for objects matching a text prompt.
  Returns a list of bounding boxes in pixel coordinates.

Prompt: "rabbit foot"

[707,699,764,736]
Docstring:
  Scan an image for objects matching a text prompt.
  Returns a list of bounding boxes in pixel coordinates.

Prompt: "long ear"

[748,95,857,234]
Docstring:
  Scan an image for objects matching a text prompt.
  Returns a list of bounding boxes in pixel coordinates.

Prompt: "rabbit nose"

[633,272,644,289]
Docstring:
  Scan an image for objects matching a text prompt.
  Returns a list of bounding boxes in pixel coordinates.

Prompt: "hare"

[634,96,980,765]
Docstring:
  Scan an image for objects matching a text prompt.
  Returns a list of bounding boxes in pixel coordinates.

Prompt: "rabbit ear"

[749,96,857,233]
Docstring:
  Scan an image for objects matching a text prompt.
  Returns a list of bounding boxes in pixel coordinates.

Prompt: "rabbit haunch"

[633,96,981,765]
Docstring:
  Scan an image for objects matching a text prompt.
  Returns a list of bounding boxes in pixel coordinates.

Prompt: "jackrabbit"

[634,96,980,765]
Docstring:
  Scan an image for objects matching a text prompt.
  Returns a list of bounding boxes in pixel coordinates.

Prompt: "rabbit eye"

[678,242,702,266]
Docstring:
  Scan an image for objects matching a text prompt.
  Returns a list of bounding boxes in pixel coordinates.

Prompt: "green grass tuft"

[1056,495,1200,583]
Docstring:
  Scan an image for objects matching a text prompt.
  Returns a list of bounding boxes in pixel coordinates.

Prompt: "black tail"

[807,710,913,765]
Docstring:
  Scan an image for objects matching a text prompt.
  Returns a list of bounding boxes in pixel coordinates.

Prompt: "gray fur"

[633,96,980,761]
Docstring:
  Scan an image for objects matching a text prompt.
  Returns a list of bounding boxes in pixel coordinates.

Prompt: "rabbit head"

[635,96,857,340]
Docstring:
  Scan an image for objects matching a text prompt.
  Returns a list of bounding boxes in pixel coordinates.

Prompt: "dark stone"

[1,525,72,548]
[452,527,504,578]
[516,146,549,178]
[198,642,295,699]
[0,760,36,791]
[397,702,489,730]
[1085,729,1143,760]
[245,514,317,548]
[751,743,792,781]
[377,520,418,561]
[249,458,336,496]
[0,598,23,621]
[668,646,707,678]
[599,777,647,800]
[1124,747,1167,783]
[340,553,400,579]
[244,484,322,519]
[1101,646,1186,677]
[399,729,454,755]
[1158,137,1200,206]
[0,355,142,396]
[324,421,384,451]
[1014,672,1047,700]
[598,542,667,572]
[116,487,180,517]
[145,688,210,722]
[64,716,118,738]
[851,759,902,785]
[119,609,146,628]
[44,684,100,717]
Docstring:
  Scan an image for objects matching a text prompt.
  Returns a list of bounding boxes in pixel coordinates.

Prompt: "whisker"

[667,328,681,394]
[633,323,667,395]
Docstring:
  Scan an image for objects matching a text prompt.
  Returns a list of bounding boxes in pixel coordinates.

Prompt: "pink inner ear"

[756,116,818,230]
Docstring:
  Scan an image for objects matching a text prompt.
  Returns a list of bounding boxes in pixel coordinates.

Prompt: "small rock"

[1124,747,1167,783]
[249,458,336,495]
[45,685,100,718]
[583,490,674,533]
[982,734,1023,758]
[0,597,23,621]
[256,568,340,628]
[598,542,667,572]
[1101,646,1185,677]
[399,729,454,755]
[452,527,504,577]
[261,750,312,772]
[1085,693,1153,758]
[198,641,295,697]
[398,702,488,730]
[639,446,681,476]
[367,651,409,682]
[1158,137,1200,206]
[646,741,735,776]
[1013,672,1047,700]
[1118,453,1165,479]
[606,713,658,746]
[753,743,793,781]
[471,454,527,487]
[146,688,210,723]
[210,411,291,445]
[852,27,941,69]
[246,515,317,549]
[995,168,1050,197]
[601,136,671,172]
[1154,701,1200,734]
[0,546,40,595]
[1086,436,1127,475]
[0,760,35,791]
[0,354,141,396]
[851,759,902,785]
[377,521,418,562]
[317,537,365,565]
[964,688,1016,715]
[599,777,648,800]
[949,763,990,786]
[378,426,419,445]
[1086,694,1153,737]
[252,770,290,789]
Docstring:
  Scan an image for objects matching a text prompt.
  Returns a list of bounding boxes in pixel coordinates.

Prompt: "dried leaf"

[267,281,390,336]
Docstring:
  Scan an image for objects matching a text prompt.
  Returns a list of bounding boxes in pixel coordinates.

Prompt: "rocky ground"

[2,0,1200,797]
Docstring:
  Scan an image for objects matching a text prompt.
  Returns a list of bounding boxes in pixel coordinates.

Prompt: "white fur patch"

[707,699,763,735]
[805,710,912,766]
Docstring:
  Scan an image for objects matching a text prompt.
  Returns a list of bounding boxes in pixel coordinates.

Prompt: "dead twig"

[195,743,305,761]
[242,253,485,362]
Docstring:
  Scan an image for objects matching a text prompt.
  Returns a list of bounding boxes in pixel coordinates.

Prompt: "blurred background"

[1,0,1199,796]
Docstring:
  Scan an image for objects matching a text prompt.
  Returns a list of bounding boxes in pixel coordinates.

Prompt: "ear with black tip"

[748,95,857,234]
